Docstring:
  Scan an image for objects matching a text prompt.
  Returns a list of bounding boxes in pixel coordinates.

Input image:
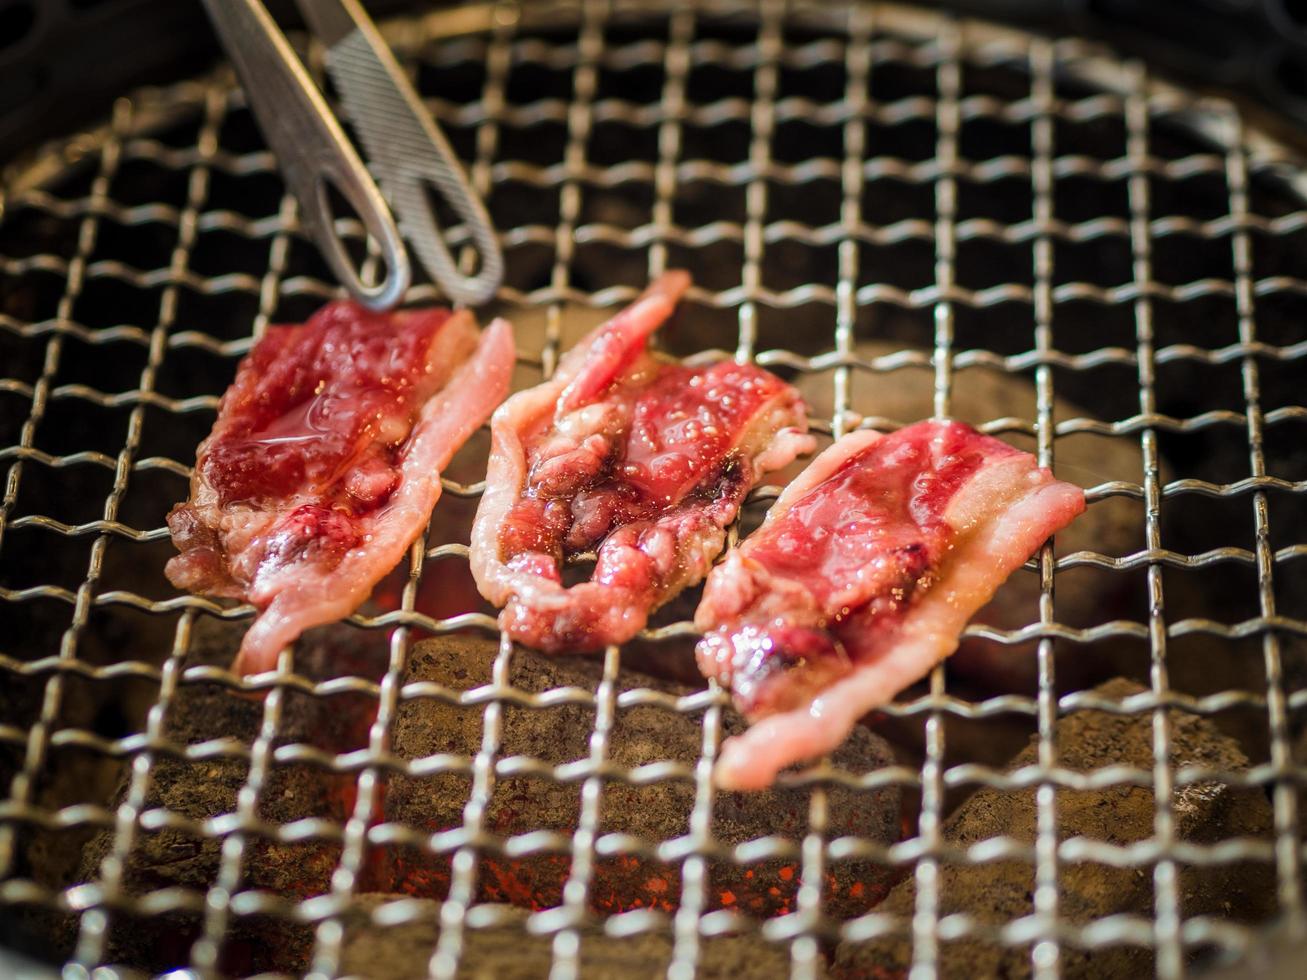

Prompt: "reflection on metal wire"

[2,1,1307,977]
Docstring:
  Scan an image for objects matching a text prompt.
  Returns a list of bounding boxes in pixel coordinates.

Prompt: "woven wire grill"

[2,0,1307,976]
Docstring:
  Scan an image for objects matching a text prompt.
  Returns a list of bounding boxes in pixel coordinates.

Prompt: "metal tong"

[202,0,503,309]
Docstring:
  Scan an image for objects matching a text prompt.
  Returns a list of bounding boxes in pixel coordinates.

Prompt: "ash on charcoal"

[70,616,364,976]
[383,634,900,921]
[832,677,1276,980]
[338,894,821,979]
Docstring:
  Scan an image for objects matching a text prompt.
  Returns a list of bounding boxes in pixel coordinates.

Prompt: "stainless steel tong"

[202,0,503,309]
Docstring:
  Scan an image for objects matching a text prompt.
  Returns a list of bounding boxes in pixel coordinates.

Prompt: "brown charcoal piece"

[0,642,163,966]
[338,894,821,979]
[383,634,900,920]
[832,678,1276,979]
[72,617,361,976]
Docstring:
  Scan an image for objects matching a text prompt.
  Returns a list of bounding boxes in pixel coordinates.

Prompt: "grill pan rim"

[1,1,1306,977]
[6,1,1307,210]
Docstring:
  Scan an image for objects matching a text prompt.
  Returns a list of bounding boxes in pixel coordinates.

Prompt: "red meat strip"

[167,301,514,674]
[470,271,814,652]
[694,419,1085,789]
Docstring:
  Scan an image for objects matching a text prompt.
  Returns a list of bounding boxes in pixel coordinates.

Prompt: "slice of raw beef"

[470,271,813,652]
[695,420,1085,789]
[167,301,514,673]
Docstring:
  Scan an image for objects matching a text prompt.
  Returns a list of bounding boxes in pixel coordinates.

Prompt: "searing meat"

[167,301,514,674]
[695,420,1085,790]
[470,271,814,652]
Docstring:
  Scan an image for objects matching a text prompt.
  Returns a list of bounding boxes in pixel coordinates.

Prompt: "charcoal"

[0,644,151,965]
[71,616,368,976]
[383,634,900,921]
[338,894,822,979]
[832,677,1276,979]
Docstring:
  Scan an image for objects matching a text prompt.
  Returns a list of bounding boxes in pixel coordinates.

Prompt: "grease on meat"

[694,420,1085,789]
[167,301,514,674]
[470,271,814,652]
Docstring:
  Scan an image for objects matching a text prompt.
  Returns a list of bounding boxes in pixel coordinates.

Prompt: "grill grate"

[3,1,1307,977]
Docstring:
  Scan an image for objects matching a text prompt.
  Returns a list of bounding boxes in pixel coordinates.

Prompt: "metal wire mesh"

[2,1,1307,977]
